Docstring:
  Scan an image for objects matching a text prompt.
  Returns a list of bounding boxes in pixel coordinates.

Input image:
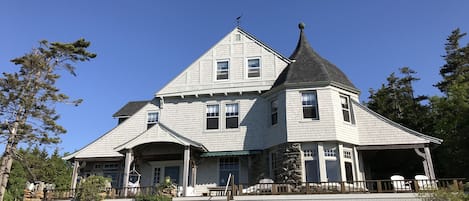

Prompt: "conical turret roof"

[272,23,358,93]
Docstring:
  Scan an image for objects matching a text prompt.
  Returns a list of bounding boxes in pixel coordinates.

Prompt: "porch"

[46,178,465,200]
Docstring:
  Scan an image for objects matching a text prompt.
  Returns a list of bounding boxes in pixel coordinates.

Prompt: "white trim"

[245,56,262,79]
[214,59,230,81]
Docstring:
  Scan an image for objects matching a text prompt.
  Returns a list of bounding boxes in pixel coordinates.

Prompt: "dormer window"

[302,91,319,119]
[147,112,158,129]
[247,58,260,78]
[340,95,351,123]
[216,60,229,80]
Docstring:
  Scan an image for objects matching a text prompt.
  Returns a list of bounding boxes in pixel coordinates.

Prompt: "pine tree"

[431,28,469,178]
[0,39,96,200]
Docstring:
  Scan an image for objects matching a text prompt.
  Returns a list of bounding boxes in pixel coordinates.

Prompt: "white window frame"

[246,57,261,78]
[225,103,239,129]
[206,104,220,130]
[215,59,230,81]
[340,95,351,123]
[147,111,159,129]
[302,91,319,120]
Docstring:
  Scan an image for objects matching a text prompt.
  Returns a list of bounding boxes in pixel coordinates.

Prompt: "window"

[235,34,241,41]
[226,103,239,129]
[153,167,161,186]
[302,92,319,119]
[345,162,354,182]
[247,58,260,78]
[206,105,219,130]
[324,147,337,157]
[271,100,278,125]
[216,61,229,80]
[303,149,317,157]
[147,112,158,129]
[340,95,351,122]
[219,157,239,185]
[344,151,351,159]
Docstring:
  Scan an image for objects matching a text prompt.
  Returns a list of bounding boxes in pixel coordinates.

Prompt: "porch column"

[338,144,347,182]
[71,160,80,189]
[317,143,327,182]
[191,161,197,186]
[123,149,133,197]
[182,146,190,196]
[353,146,364,181]
[424,146,436,180]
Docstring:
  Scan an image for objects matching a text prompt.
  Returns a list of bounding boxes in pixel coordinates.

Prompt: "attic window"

[235,34,241,41]
[147,112,158,129]
[216,60,229,80]
[247,58,260,78]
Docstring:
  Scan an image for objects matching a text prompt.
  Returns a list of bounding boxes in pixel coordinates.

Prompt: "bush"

[75,176,110,201]
[134,194,172,201]
[419,185,469,201]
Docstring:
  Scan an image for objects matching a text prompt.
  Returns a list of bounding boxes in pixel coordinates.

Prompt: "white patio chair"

[390,175,411,192]
[415,175,437,190]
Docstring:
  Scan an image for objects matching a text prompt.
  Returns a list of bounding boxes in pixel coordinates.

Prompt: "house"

[64,23,442,196]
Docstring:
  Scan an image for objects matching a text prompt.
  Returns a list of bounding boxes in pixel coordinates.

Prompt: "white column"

[352,146,364,181]
[71,161,80,189]
[338,144,346,182]
[317,143,327,182]
[191,162,197,187]
[182,146,190,196]
[424,146,436,180]
[123,149,133,197]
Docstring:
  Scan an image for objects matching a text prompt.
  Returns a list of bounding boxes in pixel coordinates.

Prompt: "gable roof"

[272,24,359,93]
[112,100,151,117]
[114,122,207,151]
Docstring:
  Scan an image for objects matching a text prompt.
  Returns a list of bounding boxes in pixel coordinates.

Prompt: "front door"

[305,160,319,182]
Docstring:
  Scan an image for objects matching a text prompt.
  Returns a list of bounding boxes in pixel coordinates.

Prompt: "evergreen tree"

[367,67,432,133]
[431,28,469,178]
[0,39,96,200]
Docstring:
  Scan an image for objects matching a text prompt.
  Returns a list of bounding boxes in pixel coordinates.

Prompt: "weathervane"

[236,15,242,27]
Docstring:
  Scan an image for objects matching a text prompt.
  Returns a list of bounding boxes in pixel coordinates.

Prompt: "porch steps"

[173,193,422,201]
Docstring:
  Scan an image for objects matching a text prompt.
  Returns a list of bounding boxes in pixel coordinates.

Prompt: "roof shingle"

[112,100,150,117]
[272,24,358,92]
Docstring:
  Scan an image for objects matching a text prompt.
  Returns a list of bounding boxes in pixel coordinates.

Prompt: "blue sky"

[1,0,469,154]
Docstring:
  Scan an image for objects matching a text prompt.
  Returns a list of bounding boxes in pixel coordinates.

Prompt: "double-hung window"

[216,61,229,80]
[302,91,319,119]
[340,95,351,123]
[206,105,219,130]
[147,112,158,129]
[271,100,278,125]
[225,103,239,129]
[247,58,260,78]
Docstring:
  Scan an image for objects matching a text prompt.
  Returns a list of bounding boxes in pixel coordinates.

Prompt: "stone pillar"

[182,146,190,196]
[71,161,80,189]
[317,143,327,182]
[123,149,133,197]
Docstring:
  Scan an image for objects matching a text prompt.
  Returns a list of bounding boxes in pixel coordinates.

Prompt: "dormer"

[112,100,151,125]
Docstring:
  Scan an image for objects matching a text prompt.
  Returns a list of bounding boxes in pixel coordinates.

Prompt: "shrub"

[134,194,172,201]
[75,176,110,201]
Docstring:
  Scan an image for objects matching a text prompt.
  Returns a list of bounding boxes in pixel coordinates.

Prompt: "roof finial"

[299,22,305,31]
